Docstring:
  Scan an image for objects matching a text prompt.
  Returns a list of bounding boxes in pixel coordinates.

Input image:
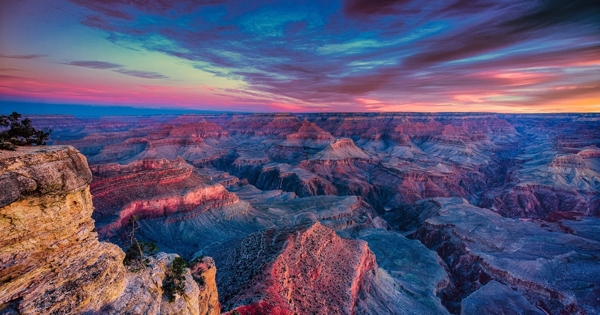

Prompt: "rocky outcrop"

[95,253,219,315]
[0,146,126,314]
[312,138,373,161]
[0,146,220,315]
[213,222,379,315]
[190,256,220,315]
[213,222,450,315]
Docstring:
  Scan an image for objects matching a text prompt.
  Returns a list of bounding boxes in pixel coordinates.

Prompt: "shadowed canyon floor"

[2,113,599,314]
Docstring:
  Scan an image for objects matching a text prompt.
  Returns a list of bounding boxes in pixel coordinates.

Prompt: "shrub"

[122,216,157,272]
[163,257,188,302]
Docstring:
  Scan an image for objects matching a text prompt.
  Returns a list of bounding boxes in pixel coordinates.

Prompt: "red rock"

[91,158,239,237]
[213,222,378,315]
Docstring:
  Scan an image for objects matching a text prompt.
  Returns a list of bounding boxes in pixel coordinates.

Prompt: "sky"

[0,0,599,113]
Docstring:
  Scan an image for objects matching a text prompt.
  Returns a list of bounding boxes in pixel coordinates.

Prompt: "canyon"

[1,113,599,314]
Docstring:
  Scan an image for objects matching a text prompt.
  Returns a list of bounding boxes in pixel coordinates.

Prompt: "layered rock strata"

[0,146,220,315]
[0,146,126,314]
[90,157,239,238]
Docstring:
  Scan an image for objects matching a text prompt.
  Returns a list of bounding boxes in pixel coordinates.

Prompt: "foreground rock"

[94,253,219,315]
[0,146,126,314]
[0,146,220,314]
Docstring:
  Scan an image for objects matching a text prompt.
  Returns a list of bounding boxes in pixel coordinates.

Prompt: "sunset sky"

[0,0,599,113]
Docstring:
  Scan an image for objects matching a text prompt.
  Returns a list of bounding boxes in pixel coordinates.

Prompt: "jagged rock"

[213,222,381,315]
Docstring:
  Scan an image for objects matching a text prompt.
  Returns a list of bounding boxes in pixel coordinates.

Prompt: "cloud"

[62,0,600,110]
[62,60,168,79]
[0,54,46,59]
[64,60,123,69]
[343,0,414,16]
[113,69,168,79]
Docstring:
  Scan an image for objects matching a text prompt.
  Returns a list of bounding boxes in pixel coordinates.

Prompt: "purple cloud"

[113,69,168,79]
[0,54,46,59]
[64,61,123,69]
[65,0,600,108]
[343,0,413,16]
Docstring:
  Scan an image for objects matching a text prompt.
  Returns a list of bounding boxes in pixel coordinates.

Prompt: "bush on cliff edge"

[163,256,188,302]
[0,112,52,150]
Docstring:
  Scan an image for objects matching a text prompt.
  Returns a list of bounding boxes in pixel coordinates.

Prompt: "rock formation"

[0,146,126,314]
[90,157,239,238]
[213,222,449,315]
[0,146,219,315]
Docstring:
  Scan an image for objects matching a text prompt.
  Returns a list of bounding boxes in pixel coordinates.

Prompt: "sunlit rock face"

[28,112,600,314]
[0,146,126,314]
[212,222,449,315]
[0,146,220,315]
[90,157,239,239]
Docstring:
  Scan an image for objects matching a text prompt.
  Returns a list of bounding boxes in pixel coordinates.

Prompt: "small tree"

[163,256,188,302]
[33,129,52,145]
[123,215,157,272]
[0,111,52,150]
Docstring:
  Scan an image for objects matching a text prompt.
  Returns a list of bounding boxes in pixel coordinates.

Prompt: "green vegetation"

[189,255,206,286]
[0,112,52,150]
[123,215,157,272]
[163,256,188,302]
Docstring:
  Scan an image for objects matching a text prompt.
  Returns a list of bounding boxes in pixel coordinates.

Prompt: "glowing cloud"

[0,0,598,112]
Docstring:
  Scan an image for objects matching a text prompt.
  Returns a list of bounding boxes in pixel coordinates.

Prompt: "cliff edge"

[0,146,219,315]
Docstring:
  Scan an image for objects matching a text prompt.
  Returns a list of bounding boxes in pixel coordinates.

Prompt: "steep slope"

[90,157,239,238]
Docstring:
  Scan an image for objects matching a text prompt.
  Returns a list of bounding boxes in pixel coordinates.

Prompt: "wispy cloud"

[62,60,168,79]
[113,69,168,79]
[0,54,46,59]
[64,60,123,69]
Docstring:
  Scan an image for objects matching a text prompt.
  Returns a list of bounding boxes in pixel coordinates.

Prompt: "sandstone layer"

[0,146,220,315]
[0,146,126,314]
